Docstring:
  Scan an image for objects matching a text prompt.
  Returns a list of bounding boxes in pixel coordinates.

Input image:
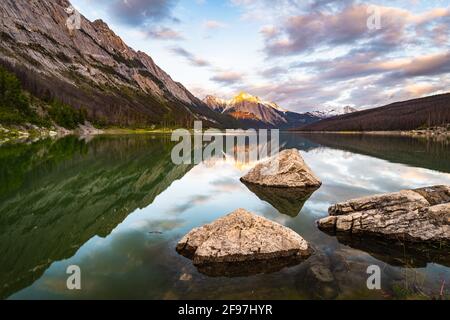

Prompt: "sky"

[71,0,450,112]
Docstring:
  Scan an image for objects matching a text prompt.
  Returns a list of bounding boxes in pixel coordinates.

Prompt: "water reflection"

[330,233,450,268]
[241,182,319,217]
[0,135,192,299]
[196,256,310,278]
[1,133,449,299]
[298,133,450,173]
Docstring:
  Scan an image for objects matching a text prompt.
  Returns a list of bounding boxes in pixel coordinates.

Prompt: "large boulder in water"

[240,149,321,188]
[176,209,312,276]
[318,185,450,243]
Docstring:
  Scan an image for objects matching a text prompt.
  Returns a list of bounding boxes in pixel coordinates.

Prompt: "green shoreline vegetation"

[1,64,448,144]
[0,65,187,142]
[0,65,85,131]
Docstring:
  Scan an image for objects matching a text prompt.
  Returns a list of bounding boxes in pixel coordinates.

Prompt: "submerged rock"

[240,149,322,188]
[318,185,450,243]
[195,255,308,277]
[242,182,319,216]
[294,251,339,299]
[294,248,379,300]
[176,209,311,276]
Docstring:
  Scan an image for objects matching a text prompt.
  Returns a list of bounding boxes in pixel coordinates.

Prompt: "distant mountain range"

[308,106,358,119]
[0,0,351,131]
[0,0,241,128]
[203,92,350,129]
[1,1,445,132]
[298,93,450,132]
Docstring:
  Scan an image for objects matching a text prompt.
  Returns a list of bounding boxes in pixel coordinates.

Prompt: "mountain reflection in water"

[1,132,449,299]
[0,135,191,298]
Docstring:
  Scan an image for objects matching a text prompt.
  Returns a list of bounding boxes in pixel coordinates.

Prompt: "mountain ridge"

[203,92,321,128]
[308,106,358,119]
[0,0,241,128]
[297,93,450,132]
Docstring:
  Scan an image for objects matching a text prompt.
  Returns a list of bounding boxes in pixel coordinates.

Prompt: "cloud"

[308,0,355,11]
[210,71,244,84]
[203,20,227,30]
[230,0,304,21]
[169,46,211,66]
[238,50,450,111]
[262,4,450,57]
[259,66,287,77]
[237,76,341,110]
[227,0,449,112]
[81,0,450,113]
[431,23,450,46]
[342,73,450,110]
[404,84,439,97]
[210,177,240,192]
[168,194,211,214]
[145,27,183,40]
[106,0,179,26]
[294,51,450,82]
[389,52,450,78]
[263,5,386,56]
[260,25,279,38]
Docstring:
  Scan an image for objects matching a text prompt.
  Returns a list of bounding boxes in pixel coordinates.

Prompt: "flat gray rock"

[240,149,322,188]
[176,209,311,275]
[318,185,450,242]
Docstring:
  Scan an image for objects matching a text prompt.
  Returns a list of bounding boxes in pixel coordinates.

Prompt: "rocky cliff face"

[203,95,228,113]
[203,92,320,128]
[0,0,230,127]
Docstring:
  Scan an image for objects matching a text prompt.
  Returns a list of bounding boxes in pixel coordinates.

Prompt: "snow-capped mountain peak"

[230,92,288,112]
[308,106,358,119]
[206,92,288,114]
[203,93,319,128]
[230,92,261,104]
[203,95,228,112]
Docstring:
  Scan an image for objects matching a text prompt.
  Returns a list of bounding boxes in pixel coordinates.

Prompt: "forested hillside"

[298,93,450,132]
[0,0,238,129]
[0,65,87,129]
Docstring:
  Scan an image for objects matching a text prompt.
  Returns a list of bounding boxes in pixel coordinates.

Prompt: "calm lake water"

[1,133,449,300]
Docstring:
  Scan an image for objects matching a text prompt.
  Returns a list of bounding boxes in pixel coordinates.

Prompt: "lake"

[1,133,449,299]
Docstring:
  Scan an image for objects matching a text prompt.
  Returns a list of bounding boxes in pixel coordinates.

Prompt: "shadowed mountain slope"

[298,93,450,132]
[0,0,239,128]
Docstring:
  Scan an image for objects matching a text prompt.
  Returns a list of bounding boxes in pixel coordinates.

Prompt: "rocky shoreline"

[176,147,449,278]
[293,125,450,140]
[318,185,450,243]
[0,122,103,144]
